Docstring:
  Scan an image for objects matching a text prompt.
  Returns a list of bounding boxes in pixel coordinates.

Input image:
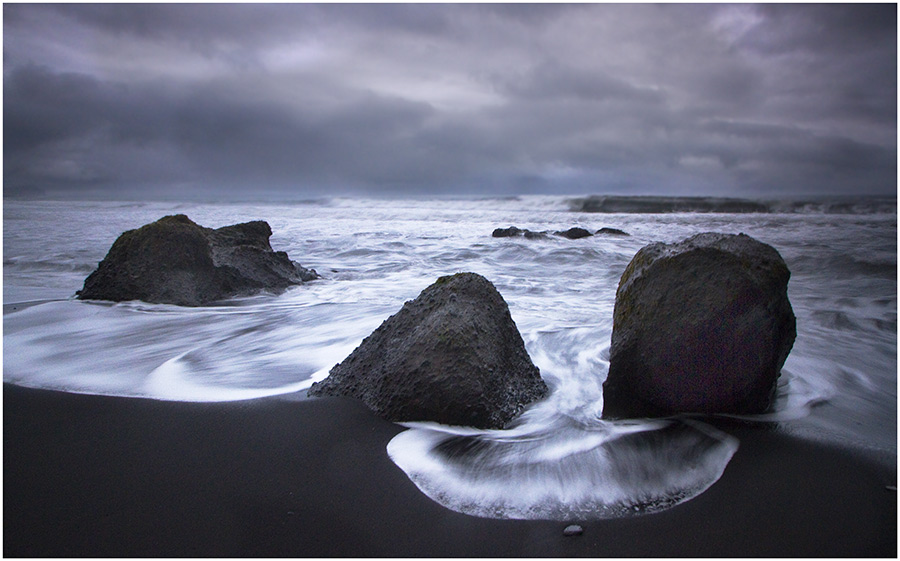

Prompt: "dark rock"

[492,226,586,240]
[77,214,318,306]
[563,524,584,537]
[555,227,593,239]
[596,227,630,236]
[492,226,549,239]
[602,232,796,419]
[492,226,525,238]
[523,230,550,240]
[308,272,548,429]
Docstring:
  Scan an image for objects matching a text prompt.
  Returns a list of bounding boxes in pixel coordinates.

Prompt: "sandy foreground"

[4,383,896,557]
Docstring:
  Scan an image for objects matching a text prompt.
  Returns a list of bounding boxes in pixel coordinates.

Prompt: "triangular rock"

[308,272,548,429]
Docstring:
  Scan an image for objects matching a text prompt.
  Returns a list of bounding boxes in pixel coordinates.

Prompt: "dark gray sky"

[4,3,897,200]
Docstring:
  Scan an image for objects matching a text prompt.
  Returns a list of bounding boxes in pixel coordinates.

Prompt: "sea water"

[3,196,896,519]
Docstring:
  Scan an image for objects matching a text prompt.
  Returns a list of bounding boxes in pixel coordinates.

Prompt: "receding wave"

[387,412,739,520]
[569,195,897,215]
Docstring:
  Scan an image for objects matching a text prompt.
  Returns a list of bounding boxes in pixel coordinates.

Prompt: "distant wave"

[569,195,897,215]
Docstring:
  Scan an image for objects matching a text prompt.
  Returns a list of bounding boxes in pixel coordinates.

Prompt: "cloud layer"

[4,4,896,199]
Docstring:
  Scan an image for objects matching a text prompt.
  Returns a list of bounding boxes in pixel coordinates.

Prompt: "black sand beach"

[4,383,896,557]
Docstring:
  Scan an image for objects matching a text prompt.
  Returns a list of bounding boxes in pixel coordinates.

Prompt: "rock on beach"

[77,214,318,306]
[308,272,548,429]
[602,232,796,419]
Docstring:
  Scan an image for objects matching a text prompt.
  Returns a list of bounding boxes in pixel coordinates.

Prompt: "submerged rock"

[492,226,526,238]
[596,227,630,236]
[563,524,584,537]
[492,226,595,240]
[602,232,796,419]
[308,272,548,429]
[492,226,548,239]
[77,214,318,306]
[555,227,593,239]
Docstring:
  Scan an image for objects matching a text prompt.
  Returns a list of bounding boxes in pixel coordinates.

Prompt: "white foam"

[142,350,315,402]
[388,414,738,520]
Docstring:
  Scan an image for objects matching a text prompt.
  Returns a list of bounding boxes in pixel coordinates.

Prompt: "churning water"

[3,196,896,519]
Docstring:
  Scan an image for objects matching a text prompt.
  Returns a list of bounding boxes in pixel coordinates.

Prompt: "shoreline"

[4,383,896,557]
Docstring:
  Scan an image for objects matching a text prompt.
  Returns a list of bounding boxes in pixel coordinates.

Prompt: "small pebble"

[563,524,583,537]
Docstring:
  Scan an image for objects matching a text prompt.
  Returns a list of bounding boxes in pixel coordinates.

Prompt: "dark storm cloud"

[4,63,439,194]
[3,3,896,199]
[743,4,897,55]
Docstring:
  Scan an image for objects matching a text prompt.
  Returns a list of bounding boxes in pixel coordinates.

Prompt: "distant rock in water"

[555,227,593,239]
[308,272,548,429]
[492,226,549,239]
[602,232,796,419]
[77,214,318,306]
[492,226,526,238]
[596,227,629,236]
[524,230,550,240]
[492,226,596,240]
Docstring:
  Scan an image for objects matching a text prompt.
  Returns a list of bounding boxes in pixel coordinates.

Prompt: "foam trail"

[387,324,739,521]
[143,351,315,401]
[388,414,738,520]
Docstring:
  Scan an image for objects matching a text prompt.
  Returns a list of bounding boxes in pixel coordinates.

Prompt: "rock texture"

[308,272,548,429]
[602,232,796,419]
[77,214,318,306]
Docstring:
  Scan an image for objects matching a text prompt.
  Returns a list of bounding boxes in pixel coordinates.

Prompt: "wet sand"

[4,383,896,557]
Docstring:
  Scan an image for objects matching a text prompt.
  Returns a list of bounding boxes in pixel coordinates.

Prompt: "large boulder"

[308,272,548,429]
[602,232,796,419]
[77,214,318,306]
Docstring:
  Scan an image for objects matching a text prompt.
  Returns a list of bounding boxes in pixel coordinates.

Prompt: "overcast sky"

[4,3,897,200]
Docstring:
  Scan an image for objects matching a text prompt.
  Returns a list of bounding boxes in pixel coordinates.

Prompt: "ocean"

[3,195,896,520]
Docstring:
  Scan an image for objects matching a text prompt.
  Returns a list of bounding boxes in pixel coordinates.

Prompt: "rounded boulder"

[602,232,796,419]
